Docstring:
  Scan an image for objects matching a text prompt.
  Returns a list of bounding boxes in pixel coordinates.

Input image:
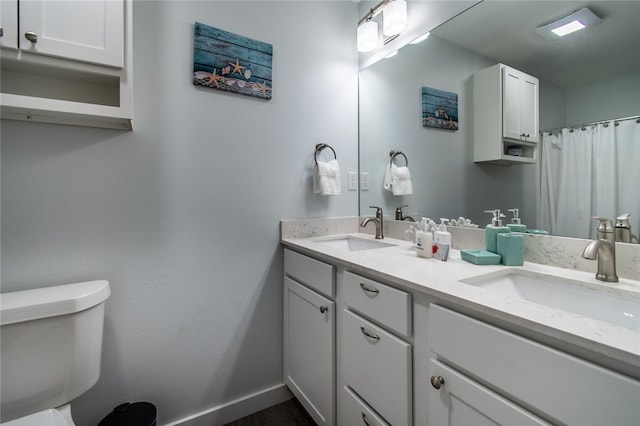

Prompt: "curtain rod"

[540,114,640,134]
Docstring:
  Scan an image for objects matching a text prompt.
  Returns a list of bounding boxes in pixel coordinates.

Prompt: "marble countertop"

[282,232,640,372]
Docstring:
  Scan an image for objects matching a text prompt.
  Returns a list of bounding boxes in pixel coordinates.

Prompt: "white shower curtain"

[539,119,640,239]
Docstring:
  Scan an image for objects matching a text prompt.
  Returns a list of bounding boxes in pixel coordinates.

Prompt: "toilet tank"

[0,280,111,423]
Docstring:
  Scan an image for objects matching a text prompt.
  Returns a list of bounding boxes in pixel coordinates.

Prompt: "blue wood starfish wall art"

[421,86,458,130]
[193,22,273,100]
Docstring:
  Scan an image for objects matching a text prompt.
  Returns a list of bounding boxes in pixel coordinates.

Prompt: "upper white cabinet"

[0,0,132,130]
[18,0,124,68]
[473,63,539,164]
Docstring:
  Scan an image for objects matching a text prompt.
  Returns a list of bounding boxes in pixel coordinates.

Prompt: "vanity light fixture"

[357,19,379,52]
[383,0,407,36]
[535,7,602,40]
[357,0,408,53]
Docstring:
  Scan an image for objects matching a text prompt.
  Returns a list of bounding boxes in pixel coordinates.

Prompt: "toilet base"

[0,406,74,426]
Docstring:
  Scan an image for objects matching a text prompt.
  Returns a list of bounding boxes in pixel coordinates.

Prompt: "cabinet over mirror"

[358,0,640,241]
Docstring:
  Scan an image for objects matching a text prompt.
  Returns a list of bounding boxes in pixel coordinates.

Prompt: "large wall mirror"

[359,1,640,241]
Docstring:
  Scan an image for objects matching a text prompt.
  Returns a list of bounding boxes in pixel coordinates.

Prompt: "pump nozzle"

[508,208,521,224]
[483,209,505,226]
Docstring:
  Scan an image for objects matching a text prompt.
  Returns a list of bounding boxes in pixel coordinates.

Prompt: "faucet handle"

[369,205,383,213]
[591,217,614,233]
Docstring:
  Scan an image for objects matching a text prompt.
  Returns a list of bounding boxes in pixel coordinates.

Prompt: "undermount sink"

[461,269,640,331]
[313,235,397,252]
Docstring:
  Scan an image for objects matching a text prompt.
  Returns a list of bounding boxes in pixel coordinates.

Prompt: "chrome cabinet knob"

[430,375,445,389]
[25,32,38,43]
[319,306,328,314]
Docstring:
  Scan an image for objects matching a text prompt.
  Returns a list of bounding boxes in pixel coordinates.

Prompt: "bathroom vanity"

[281,221,640,426]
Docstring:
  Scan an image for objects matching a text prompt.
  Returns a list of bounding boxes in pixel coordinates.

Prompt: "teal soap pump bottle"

[506,208,527,233]
[484,209,511,253]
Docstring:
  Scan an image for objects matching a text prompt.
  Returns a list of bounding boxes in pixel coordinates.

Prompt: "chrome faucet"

[581,217,618,282]
[395,205,415,222]
[361,206,384,239]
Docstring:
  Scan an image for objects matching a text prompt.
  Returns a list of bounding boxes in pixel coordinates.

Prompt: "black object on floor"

[99,402,157,426]
[223,398,316,426]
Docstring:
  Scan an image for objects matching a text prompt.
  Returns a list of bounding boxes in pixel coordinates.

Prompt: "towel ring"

[315,143,337,165]
[389,150,408,167]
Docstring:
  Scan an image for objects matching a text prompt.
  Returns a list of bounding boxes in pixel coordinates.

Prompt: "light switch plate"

[360,172,369,190]
[348,171,358,190]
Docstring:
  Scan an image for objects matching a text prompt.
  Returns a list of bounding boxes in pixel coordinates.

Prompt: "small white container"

[415,230,433,258]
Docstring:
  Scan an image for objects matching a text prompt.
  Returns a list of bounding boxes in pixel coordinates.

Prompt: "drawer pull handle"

[430,375,445,390]
[360,283,380,294]
[360,326,380,340]
[24,31,38,43]
[319,305,328,314]
[361,412,371,426]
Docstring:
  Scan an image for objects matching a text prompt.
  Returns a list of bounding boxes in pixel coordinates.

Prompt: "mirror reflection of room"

[358,1,640,241]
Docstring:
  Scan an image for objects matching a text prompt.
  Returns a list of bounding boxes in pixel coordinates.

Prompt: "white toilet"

[0,280,111,425]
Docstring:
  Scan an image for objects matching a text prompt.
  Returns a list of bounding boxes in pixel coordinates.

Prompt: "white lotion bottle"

[433,218,451,261]
[415,217,433,258]
[416,230,433,258]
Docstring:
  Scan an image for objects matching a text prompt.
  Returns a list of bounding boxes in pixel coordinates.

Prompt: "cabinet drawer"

[429,304,640,425]
[342,309,412,426]
[341,386,390,426]
[285,249,334,298]
[342,271,411,337]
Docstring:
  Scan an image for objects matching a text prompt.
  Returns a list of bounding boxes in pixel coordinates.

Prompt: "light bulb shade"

[357,20,379,52]
[383,0,407,36]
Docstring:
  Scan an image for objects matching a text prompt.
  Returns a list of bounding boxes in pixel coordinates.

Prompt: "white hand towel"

[384,164,413,195]
[313,159,341,195]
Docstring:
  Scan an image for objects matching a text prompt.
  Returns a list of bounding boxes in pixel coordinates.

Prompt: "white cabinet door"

[1,1,19,49]
[19,0,124,68]
[503,65,538,142]
[428,359,550,426]
[284,277,335,426]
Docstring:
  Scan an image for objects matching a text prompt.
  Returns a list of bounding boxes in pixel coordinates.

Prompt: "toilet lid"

[0,409,70,426]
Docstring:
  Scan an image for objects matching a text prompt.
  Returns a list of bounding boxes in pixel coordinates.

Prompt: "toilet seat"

[1,409,71,426]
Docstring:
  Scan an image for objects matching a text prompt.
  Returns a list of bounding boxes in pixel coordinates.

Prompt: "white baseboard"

[164,384,293,426]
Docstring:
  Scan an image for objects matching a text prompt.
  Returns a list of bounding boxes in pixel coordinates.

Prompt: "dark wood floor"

[223,398,316,426]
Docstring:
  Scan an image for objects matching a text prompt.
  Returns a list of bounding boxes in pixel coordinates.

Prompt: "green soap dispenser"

[506,208,527,233]
[484,209,511,253]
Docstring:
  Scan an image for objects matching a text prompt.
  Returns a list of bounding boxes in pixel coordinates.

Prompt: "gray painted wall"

[539,80,567,131]
[566,71,640,125]
[1,1,358,424]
